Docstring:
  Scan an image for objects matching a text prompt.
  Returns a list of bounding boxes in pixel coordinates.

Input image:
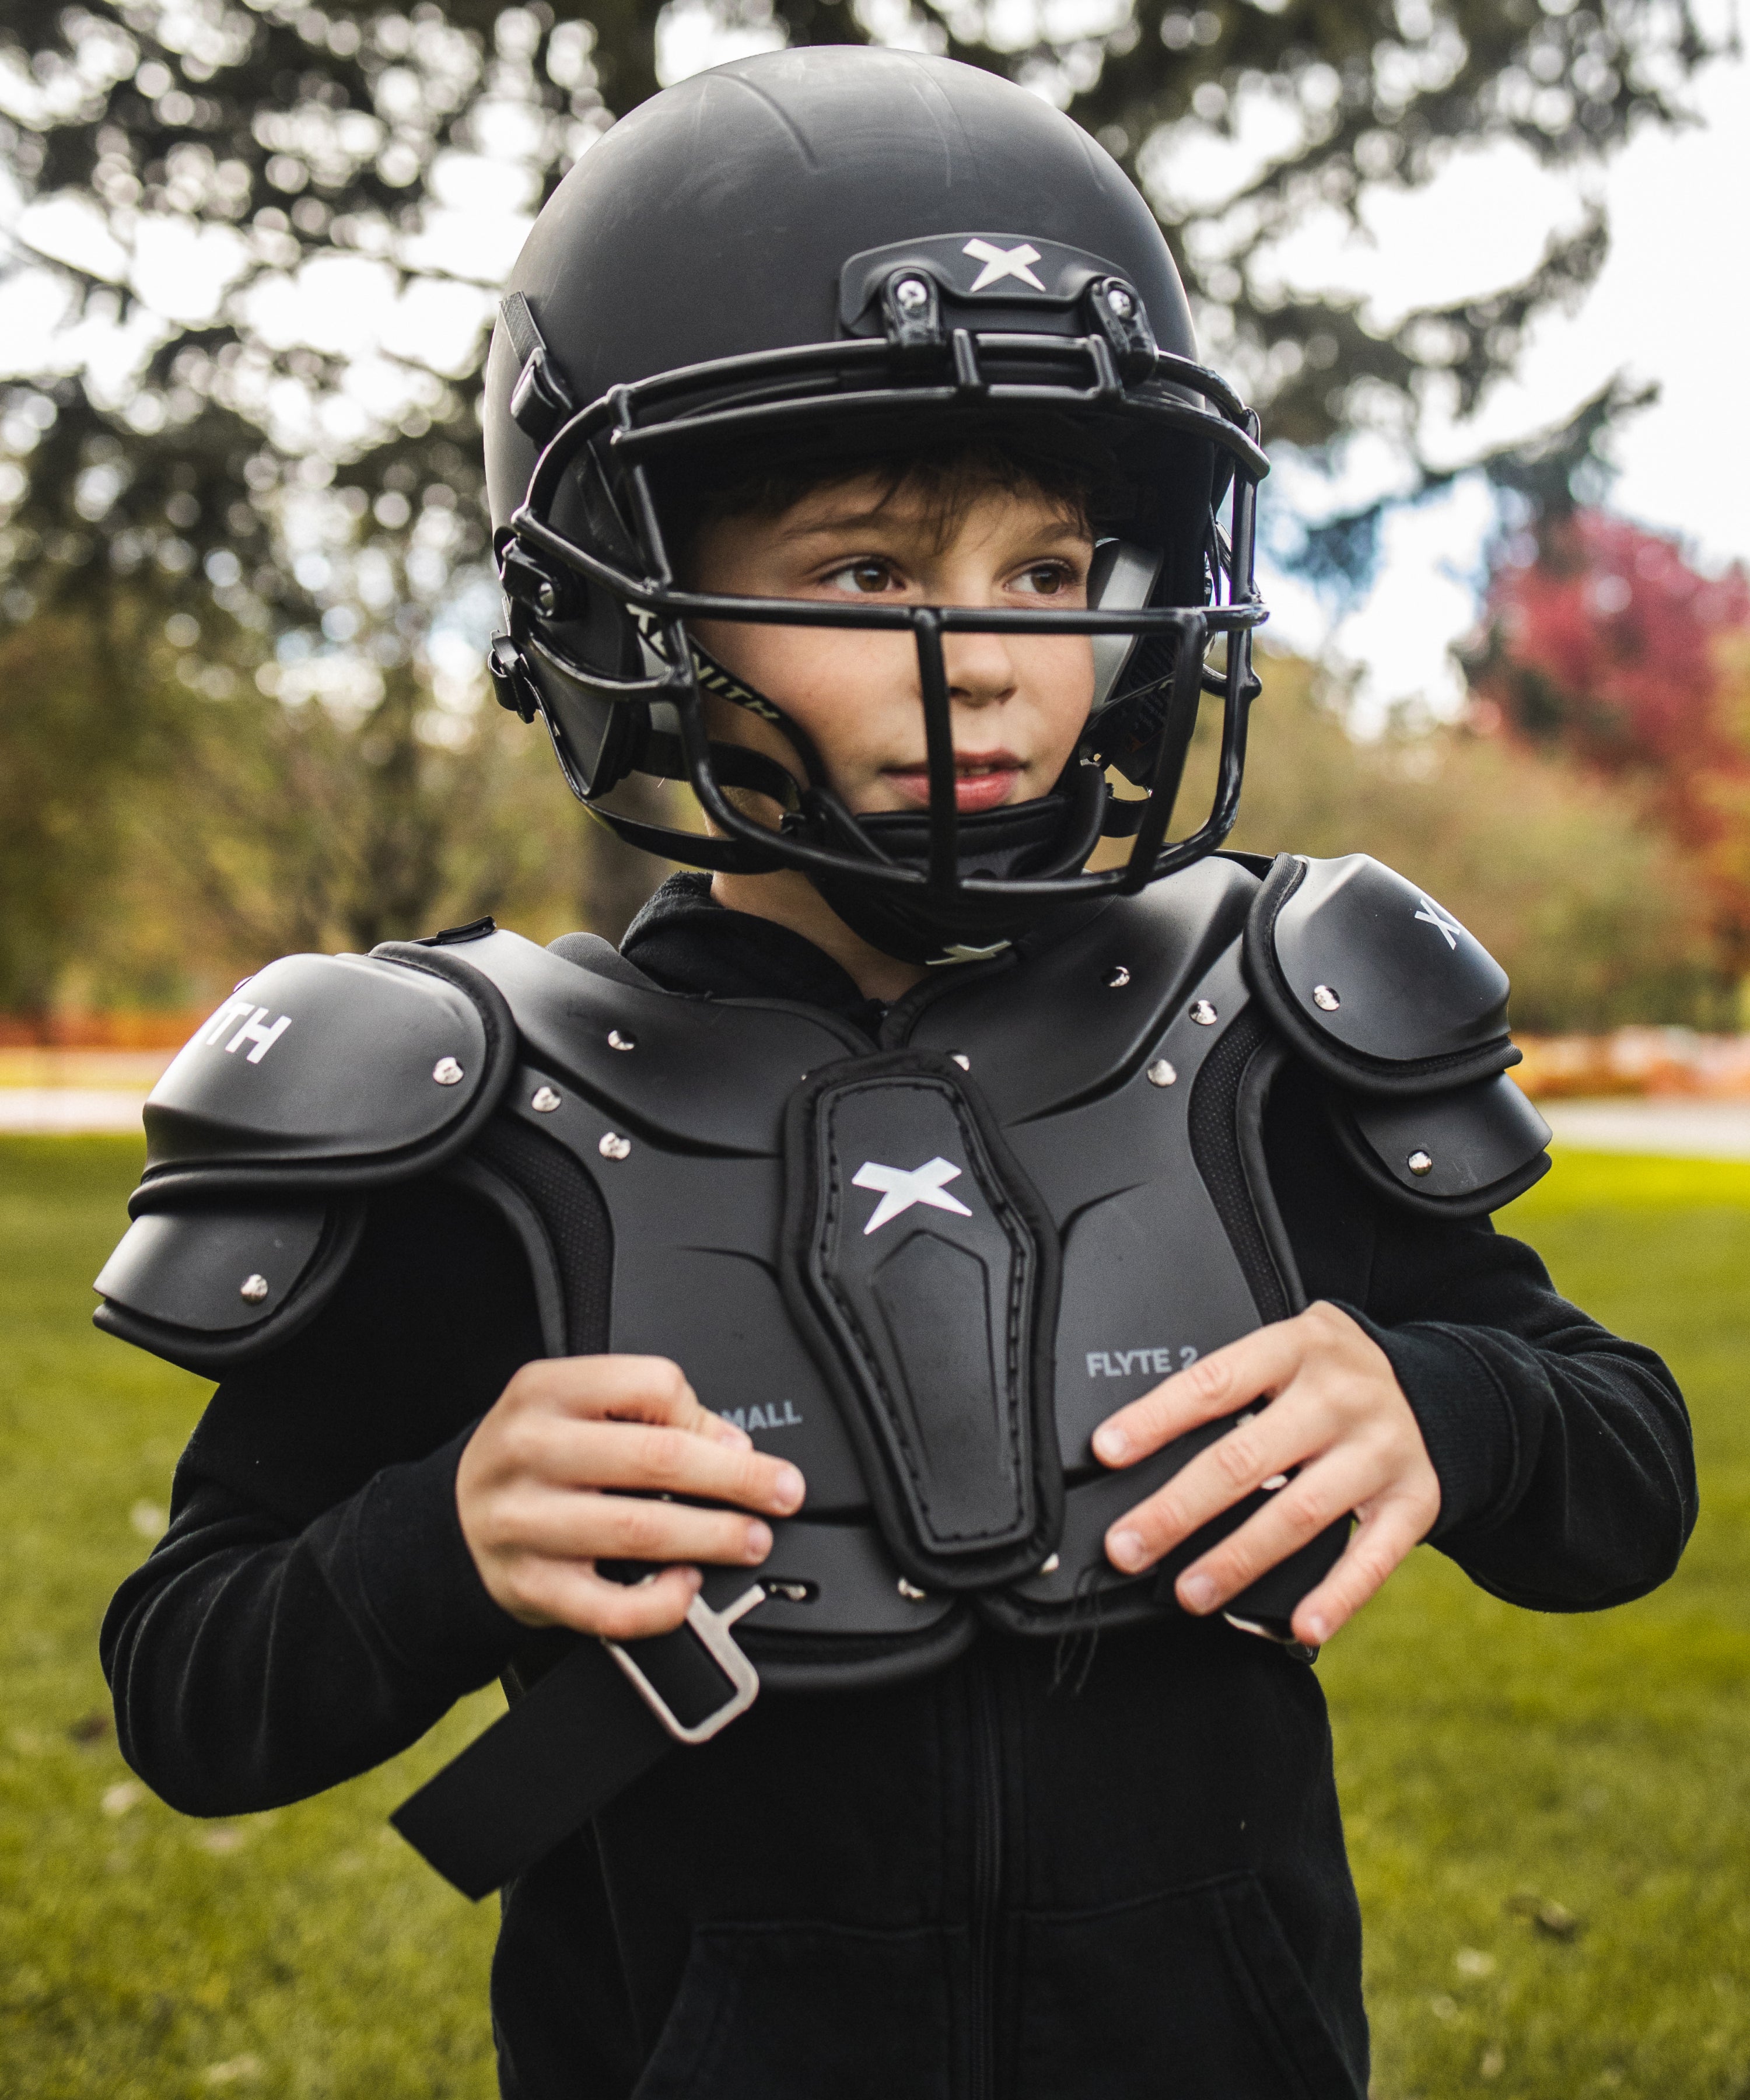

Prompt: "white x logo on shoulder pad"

[1413,895,1464,951]
[853,1157,974,1236]
[962,239,1045,293]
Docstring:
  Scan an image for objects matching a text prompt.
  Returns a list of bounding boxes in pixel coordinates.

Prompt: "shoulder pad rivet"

[894,275,930,311]
[1407,1150,1434,1177]
[531,1085,562,1113]
[599,1131,632,1160]
[1189,1000,1217,1026]
[765,1579,813,1603]
[951,1053,971,1070]
[1311,984,1341,1012]
[239,1274,270,1303]
[1038,1553,1060,1574]
[432,1056,465,1086]
[1104,965,1131,989]
[608,1029,636,1052]
[896,1577,929,1600]
[1146,1059,1177,1087]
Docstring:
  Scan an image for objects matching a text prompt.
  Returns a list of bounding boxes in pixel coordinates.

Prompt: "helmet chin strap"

[634,611,1112,966]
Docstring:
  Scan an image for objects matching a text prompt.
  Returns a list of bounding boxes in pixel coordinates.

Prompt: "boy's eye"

[1012,563,1076,596]
[825,559,901,594]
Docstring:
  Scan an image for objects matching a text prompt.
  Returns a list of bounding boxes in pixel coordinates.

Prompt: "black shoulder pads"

[1242,854,1550,1216]
[93,946,517,1374]
[1243,853,1516,1096]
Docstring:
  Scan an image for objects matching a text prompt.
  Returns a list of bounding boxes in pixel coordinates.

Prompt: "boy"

[98,47,1694,2100]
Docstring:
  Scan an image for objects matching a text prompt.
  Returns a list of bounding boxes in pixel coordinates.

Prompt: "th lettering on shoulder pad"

[92,945,520,1376]
[1241,853,1550,1216]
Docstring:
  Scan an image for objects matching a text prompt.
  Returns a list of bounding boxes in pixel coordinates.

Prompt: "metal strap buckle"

[603,1583,766,1746]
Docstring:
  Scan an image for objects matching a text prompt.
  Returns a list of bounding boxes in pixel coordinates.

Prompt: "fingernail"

[1180,1572,1216,1612]
[773,1464,805,1511]
[744,1521,772,1562]
[683,1566,703,1591]
[1094,1426,1129,1464]
[1108,1528,1146,1571]
[1302,1612,1328,1644]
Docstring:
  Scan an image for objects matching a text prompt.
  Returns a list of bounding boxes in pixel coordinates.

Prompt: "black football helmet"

[482,46,1268,964]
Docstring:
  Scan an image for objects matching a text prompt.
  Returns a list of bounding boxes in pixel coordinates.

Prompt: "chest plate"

[455,859,1340,1676]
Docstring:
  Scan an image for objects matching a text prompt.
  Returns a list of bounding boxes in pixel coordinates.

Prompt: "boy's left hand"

[1094,1301,1440,1648]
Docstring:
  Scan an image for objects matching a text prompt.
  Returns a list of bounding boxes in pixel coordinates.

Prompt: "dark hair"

[653,413,1138,574]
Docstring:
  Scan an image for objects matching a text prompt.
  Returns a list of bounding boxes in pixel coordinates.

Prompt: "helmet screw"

[1107,284,1136,319]
[1311,984,1340,1012]
[894,276,931,311]
[1146,1059,1177,1088]
[1408,1150,1434,1178]
[1189,1000,1218,1026]
[1105,965,1132,989]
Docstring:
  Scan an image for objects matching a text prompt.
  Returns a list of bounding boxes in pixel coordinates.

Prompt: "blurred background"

[4,1,1750,2095]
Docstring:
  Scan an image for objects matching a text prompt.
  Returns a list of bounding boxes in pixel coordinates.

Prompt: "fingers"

[495,1486,779,1574]
[513,1561,706,1643]
[506,1354,746,1443]
[514,1415,805,1519]
[1104,1382,1316,1576]
[1092,1323,1306,1468]
[1288,1499,1431,1647]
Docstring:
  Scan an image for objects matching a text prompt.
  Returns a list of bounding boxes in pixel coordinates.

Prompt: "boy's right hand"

[456,1356,806,1642]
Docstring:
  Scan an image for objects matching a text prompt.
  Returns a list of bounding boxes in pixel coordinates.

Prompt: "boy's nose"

[942,630,1017,706]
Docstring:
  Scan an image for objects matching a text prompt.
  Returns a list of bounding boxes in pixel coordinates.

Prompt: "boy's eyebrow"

[776,509,1091,545]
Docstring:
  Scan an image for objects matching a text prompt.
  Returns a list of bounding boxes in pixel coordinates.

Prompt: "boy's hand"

[457,1356,806,1643]
[1093,1302,1439,1648]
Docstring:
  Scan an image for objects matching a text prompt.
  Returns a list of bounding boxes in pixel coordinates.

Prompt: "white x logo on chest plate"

[852,1157,974,1236]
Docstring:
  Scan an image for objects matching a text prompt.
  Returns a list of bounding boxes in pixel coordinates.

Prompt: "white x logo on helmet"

[962,239,1045,293]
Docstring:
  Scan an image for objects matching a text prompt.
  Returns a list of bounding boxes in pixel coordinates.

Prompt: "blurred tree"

[0,0,1726,1003]
[1215,652,1718,1031]
[1464,511,1750,989]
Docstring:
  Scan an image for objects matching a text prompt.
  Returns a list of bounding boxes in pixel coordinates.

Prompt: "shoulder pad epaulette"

[1242,853,1514,1095]
[93,945,517,1374]
[1242,854,1550,1216]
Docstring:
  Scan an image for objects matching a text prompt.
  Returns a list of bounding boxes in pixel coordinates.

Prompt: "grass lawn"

[1,1136,1746,2096]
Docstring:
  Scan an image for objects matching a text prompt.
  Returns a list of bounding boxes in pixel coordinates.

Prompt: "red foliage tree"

[1466,512,1750,977]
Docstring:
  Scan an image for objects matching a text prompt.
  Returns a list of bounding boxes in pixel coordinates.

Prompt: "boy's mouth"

[883,754,1025,814]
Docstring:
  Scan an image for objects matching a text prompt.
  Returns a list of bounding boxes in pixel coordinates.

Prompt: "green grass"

[0,1140,501,2099]
[3,1138,1748,2095]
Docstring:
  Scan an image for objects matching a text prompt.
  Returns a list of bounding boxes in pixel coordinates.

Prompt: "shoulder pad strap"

[132,946,518,1209]
[1244,853,1517,1096]
[1326,1072,1551,1217]
[93,1201,366,1376]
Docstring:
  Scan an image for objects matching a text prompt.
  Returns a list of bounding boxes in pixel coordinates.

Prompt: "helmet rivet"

[1107,284,1136,319]
[531,1085,562,1113]
[1190,1000,1218,1026]
[1311,984,1341,1012]
[239,1273,270,1303]
[1146,1059,1177,1087]
[432,1056,465,1086]
[599,1131,632,1160]
[608,1028,636,1052]
[894,276,930,311]
[1105,965,1132,989]
[1408,1150,1434,1178]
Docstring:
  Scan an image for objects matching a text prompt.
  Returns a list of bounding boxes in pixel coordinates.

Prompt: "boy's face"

[689,472,1096,817]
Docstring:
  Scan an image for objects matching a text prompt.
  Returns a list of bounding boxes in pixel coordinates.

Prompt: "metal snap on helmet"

[482,46,1269,965]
